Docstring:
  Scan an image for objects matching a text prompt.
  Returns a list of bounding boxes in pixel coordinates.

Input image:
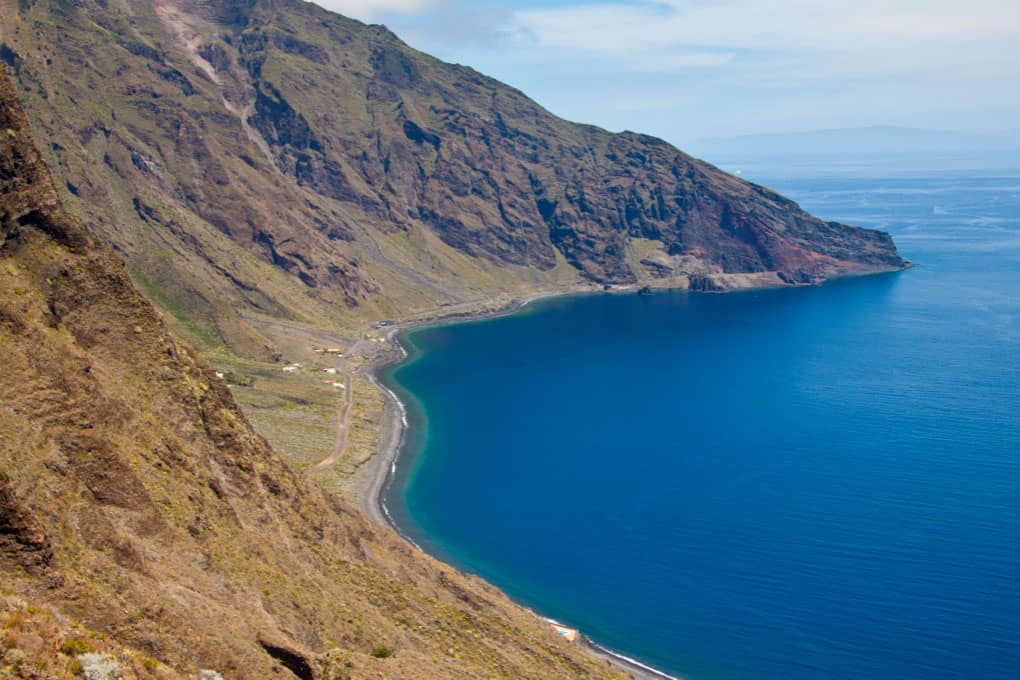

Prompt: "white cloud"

[514,0,1020,50]
[310,0,436,23]
[303,0,1020,137]
[629,50,736,73]
[509,0,1020,77]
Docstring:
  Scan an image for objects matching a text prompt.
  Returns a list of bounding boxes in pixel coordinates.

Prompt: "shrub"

[222,372,254,387]
[59,638,95,656]
[4,647,26,667]
[370,645,394,659]
[2,609,25,631]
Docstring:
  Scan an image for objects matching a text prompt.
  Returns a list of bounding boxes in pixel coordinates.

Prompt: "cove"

[381,169,1020,679]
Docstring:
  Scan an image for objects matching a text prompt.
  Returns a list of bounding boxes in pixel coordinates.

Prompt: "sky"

[310,0,1020,146]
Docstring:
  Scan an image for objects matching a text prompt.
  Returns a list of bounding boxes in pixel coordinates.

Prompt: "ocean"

[382,153,1020,679]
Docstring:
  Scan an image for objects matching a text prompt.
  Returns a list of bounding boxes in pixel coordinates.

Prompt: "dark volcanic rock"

[3,0,905,355]
[209,0,904,284]
[0,471,53,572]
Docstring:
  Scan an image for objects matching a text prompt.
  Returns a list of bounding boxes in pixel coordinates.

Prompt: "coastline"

[354,284,682,680]
[352,264,910,527]
[350,264,909,680]
[355,286,589,529]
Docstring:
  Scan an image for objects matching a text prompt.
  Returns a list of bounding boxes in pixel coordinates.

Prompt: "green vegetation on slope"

[0,0,904,362]
[0,62,627,679]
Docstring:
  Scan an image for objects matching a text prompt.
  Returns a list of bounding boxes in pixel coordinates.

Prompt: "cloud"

[310,0,436,23]
[503,0,1020,81]
[512,0,1020,52]
[304,0,1020,137]
[381,6,525,49]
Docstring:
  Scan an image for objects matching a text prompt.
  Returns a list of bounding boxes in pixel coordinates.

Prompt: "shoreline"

[354,283,682,680]
[356,286,587,529]
[352,264,909,527]
[351,265,908,679]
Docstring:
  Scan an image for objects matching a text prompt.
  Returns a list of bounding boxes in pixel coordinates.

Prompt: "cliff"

[0,1,909,674]
[0,62,622,679]
[0,0,905,354]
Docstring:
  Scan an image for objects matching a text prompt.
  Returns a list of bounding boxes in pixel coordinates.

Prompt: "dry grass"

[0,65,622,679]
[0,594,180,679]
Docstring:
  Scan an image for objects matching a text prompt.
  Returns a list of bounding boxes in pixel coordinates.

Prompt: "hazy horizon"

[686,125,1020,160]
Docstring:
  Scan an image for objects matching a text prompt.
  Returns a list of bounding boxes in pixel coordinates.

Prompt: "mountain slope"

[0,0,904,353]
[0,63,623,679]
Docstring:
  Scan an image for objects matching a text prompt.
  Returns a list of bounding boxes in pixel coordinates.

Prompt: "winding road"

[311,367,353,472]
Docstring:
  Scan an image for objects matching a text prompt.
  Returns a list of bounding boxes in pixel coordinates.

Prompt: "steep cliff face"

[0,0,904,353]
[0,64,619,679]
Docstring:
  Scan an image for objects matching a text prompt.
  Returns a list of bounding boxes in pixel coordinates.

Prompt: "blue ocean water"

[383,157,1020,679]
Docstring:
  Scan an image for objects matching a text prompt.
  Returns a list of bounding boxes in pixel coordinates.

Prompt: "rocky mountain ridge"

[0,2,909,676]
[0,62,624,679]
[0,0,904,355]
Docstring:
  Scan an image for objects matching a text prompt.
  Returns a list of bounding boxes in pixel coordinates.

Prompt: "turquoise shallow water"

[383,160,1020,679]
